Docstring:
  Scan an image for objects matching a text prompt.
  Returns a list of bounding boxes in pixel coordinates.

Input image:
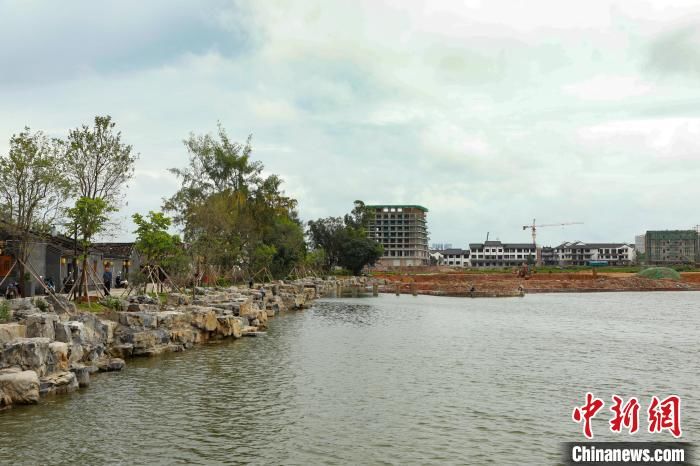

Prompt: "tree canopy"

[0,128,70,295]
[164,124,305,280]
[307,200,383,275]
[63,115,138,207]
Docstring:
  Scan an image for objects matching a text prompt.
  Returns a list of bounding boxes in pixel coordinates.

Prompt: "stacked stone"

[0,277,346,410]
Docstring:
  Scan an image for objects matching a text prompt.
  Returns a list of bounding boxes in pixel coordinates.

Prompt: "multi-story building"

[635,234,646,254]
[468,241,537,268]
[367,205,429,267]
[553,241,636,266]
[440,248,470,267]
[645,230,699,265]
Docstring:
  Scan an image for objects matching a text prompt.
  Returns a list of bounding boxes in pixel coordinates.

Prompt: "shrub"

[35,298,48,312]
[102,296,124,312]
[0,301,10,322]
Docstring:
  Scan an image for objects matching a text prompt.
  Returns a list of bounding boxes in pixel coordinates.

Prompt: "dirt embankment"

[374,271,700,296]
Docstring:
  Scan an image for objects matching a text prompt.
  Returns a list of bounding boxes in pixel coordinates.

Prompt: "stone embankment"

[0,277,362,411]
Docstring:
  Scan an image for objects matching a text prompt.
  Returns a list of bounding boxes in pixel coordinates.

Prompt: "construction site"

[377,218,700,296]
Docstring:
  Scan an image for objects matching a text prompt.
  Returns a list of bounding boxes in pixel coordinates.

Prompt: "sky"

[1,0,699,247]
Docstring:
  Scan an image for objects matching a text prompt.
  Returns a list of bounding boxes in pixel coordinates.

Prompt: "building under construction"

[366,205,429,267]
[645,230,700,265]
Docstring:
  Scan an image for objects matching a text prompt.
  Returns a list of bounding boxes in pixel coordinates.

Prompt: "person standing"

[103,267,113,296]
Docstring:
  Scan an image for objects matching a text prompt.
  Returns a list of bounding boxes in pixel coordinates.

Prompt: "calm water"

[1,292,698,465]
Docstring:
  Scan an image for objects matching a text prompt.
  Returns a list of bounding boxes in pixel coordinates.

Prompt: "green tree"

[0,128,70,296]
[66,197,115,299]
[62,115,138,207]
[132,211,182,266]
[165,124,303,280]
[307,200,383,275]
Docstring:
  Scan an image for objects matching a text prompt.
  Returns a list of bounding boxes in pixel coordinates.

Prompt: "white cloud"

[2,0,700,245]
[563,76,654,101]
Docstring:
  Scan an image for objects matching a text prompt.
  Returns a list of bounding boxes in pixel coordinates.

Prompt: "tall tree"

[63,115,138,207]
[65,197,115,300]
[0,128,70,296]
[62,115,138,287]
[165,124,302,280]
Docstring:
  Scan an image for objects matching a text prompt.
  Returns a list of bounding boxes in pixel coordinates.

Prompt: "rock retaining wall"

[0,277,364,411]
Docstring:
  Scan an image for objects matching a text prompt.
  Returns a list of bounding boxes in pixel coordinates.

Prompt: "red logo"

[648,395,682,438]
[573,394,682,439]
[572,392,605,439]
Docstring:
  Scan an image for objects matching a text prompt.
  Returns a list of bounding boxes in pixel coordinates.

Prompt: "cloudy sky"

[1,0,699,247]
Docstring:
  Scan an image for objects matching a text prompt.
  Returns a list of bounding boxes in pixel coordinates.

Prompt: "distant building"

[367,205,429,267]
[635,235,646,254]
[540,246,557,266]
[468,241,537,268]
[553,241,636,266]
[440,248,470,267]
[645,230,699,265]
[431,243,453,251]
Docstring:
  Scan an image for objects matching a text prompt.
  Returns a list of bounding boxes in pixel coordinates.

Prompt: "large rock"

[0,370,40,405]
[0,323,26,346]
[68,343,84,365]
[97,358,125,372]
[1,338,51,376]
[25,313,58,340]
[39,371,78,396]
[189,308,218,331]
[70,364,90,387]
[53,321,72,343]
[48,342,69,373]
[215,316,243,338]
[118,312,158,329]
[156,311,190,329]
[108,344,133,359]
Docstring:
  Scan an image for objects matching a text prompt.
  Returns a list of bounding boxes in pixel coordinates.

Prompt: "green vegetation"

[307,200,383,275]
[101,296,124,312]
[0,301,10,322]
[0,127,70,297]
[164,124,306,281]
[34,298,48,312]
[76,301,108,313]
[637,267,682,280]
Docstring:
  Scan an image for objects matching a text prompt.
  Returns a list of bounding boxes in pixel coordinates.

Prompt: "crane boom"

[521,218,584,265]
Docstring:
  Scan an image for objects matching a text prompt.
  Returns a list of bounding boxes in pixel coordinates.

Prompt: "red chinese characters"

[648,395,682,438]
[573,393,682,439]
[572,392,605,439]
[609,396,640,434]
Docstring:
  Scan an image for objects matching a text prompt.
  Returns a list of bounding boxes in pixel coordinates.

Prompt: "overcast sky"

[1,0,699,247]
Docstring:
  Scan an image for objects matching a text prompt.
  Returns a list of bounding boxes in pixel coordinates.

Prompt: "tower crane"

[522,219,583,246]
[522,219,583,265]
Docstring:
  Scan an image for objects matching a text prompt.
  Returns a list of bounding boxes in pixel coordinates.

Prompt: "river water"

[1,292,698,465]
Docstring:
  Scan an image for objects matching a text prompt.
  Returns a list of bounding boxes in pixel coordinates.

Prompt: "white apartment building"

[468,241,537,268]
[553,241,636,266]
[440,248,470,267]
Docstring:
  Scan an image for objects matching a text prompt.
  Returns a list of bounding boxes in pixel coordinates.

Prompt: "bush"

[0,301,10,322]
[215,277,231,287]
[101,296,124,312]
[35,298,48,312]
[638,267,681,280]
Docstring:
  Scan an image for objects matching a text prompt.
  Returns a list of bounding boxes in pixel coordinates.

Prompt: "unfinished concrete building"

[645,230,699,265]
[367,205,429,267]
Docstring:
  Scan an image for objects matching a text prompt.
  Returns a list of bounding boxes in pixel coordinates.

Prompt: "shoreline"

[0,277,364,411]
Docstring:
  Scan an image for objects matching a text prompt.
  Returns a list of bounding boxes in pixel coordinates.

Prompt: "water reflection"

[310,300,379,327]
